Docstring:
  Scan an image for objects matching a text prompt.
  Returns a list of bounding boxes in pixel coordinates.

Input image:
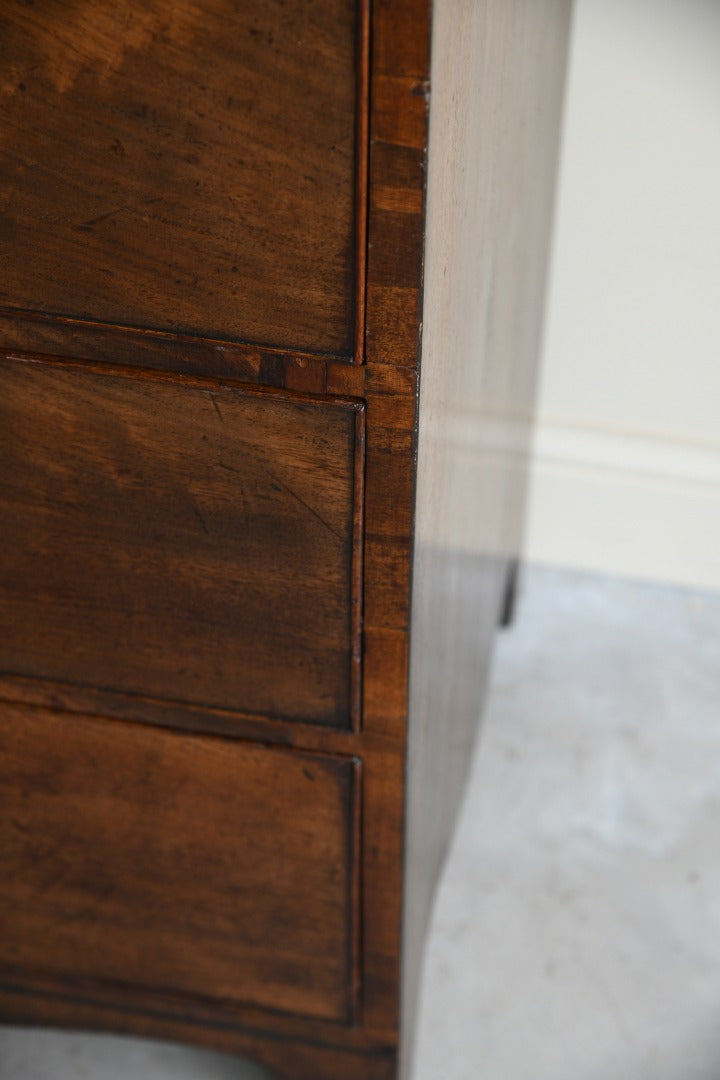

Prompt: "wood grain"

[400,3,572,1076]
[0,0,357,355]
[0,1,573,1076]
[0,721,405,1056]
[0,356,363,729]
[0,703,359,1024]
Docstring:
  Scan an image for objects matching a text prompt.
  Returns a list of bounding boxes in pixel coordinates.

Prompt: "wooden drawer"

[0,356,363,729]
[0,0,358,355]
[0,702,360,1024]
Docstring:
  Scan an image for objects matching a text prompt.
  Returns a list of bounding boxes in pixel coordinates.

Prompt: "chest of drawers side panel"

[401,2,572,1076]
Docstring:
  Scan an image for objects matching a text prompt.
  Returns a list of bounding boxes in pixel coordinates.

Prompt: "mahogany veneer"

[2,705,360,1024]
[0,1,571,1076]
[0,0,358,354]
[0,358,363,728]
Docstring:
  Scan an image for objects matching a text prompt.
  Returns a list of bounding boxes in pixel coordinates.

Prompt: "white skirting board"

[523,422,720,593]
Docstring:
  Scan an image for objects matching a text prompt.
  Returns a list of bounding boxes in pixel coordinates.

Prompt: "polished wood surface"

[401,5,572,1074]
[0,703,359,1024]
[0,2,571,1076]
[0,356,363,728]
[0,0,357,355]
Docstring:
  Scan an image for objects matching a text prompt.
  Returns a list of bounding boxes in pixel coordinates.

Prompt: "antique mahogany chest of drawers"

[0,1,570,1076]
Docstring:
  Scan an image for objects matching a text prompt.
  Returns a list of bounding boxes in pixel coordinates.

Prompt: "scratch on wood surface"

[76,196,163,231]
[259,461,345,544]
[191,502,210,535]
[210,394,224,422]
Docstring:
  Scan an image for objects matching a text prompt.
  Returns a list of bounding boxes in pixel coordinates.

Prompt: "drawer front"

[0,703,360,1023]
[0,356,363,729]
[0,0,358,356]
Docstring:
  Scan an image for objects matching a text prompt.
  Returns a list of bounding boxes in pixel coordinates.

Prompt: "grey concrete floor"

[2,567,719,1079]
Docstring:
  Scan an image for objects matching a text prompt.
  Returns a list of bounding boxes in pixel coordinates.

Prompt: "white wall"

[524,0,720,591]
